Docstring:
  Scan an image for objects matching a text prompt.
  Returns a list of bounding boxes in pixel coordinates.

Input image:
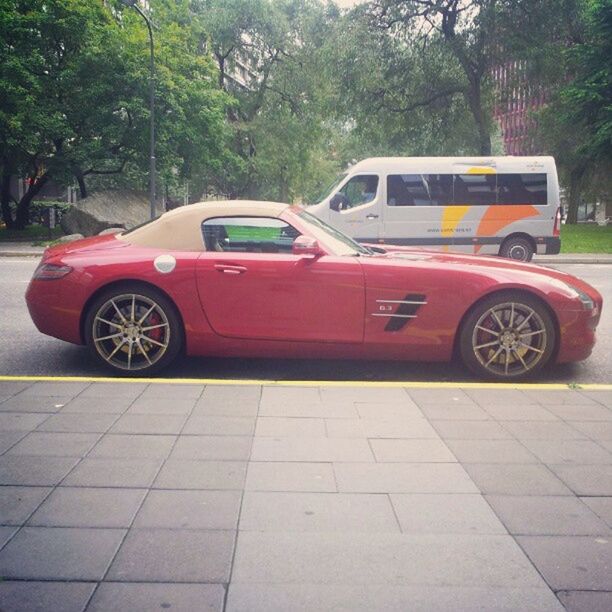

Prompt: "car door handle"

[366,214,379,220]
[214,264,247,275]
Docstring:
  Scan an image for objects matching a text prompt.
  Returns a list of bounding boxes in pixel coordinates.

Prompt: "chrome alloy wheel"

[471,301,547,377]
[92,293,170,371]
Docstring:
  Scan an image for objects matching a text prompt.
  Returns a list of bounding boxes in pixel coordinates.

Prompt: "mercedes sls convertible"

[26,201,602,380]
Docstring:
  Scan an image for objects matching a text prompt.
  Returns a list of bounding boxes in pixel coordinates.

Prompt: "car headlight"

[566,283,595,310]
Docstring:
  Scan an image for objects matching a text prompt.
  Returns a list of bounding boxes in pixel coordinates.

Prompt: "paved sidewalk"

[0,380,611,611]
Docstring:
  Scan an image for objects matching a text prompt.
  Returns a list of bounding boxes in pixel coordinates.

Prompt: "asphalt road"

[1,258,610,383]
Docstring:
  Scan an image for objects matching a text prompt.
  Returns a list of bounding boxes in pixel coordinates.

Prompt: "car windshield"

[297,209,372,256]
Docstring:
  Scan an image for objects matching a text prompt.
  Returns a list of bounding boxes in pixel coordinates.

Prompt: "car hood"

[371,247,598,297]
[43,234,128,261]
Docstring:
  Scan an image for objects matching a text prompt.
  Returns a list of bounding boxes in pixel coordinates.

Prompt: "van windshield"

[308,172,347,204]
[297,210,372,256]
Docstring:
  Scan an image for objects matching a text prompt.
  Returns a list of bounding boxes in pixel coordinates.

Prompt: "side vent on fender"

[371,294,428,332]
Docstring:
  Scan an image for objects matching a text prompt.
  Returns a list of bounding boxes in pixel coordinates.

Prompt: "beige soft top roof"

[118,200,291,251]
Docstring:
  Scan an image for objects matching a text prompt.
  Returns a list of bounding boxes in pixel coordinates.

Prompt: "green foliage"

[560,223,612,253]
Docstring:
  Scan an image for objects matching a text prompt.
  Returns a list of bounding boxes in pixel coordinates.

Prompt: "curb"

[0,251,43,257]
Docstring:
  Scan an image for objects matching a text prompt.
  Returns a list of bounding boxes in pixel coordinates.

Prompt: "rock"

[57,233,85,243]
[98,227,124,235]
[60,190,163,237]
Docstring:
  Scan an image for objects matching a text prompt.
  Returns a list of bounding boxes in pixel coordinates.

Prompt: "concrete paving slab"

[464,463,573,496]
[239,492,399,532]
[171,435,252,461]
[109,413,187,435]
[259,401,357,419]
[486,495,611,536]
[194,385,260,416]
[444,439,538,464]
[0,486,51,525]
[0,526,125,579]
[35,413,117,433]
[153,459,247,490]
[568,421,612,440]
[251,437,374,462]
[419,404,491,421]
[0,395,71,413]
[62,457,163,488]
[87,582,225,612]
[138,383,205,399]
[80,382,146,399]
[255,417,326,437]
[407,388,476,406]
[0,382,32,398]
[28,487,146,528]
[127,397,197,415]
[0,581,96,612]
[60,396,133,414]
[0,455,79,486]
[183,415,255,436]
[522,390,600,406]
[557,590,612,612]
[0,526,17,547]
[133,490,241,530]
[89,434,176,459]
[481,404,559,421]
[465,388,537,406]
[245,461,336,492]
[226,584,564,612]
[107,528,234,582]
[326,417,438,439]
[578,390,612,409]
[0,412,49,431]
[550,464,612,495]
[354,403,425,419]
[232,532,545,587]
[390,493,506,535]
[517,535,612,590]
[430,420,512,440]
[521,439,612,464]
[6,431,101,457]
[500,420,588,440]
[321,387,412,404]
[0,431,27,454]
[334,462,478,493]
[261,386,320,407]
[544,404,612,421]
[18,382,90,397]
[581,497,612,527]
[370,439,456,462]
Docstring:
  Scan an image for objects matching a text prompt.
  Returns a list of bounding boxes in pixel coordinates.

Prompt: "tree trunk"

[15,174,49,230]
[73,167,87,199]
[566,168,584,225]
[466,83,492,156]
[0,167,15,229]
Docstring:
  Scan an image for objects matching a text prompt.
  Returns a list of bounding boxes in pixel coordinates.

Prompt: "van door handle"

[214,264,247,275]
[366,214,379,220]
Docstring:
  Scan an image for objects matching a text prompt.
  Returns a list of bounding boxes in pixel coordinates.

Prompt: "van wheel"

[499,236,534,262]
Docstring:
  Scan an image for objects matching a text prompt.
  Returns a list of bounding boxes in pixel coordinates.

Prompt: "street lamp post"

[120,0,156,220]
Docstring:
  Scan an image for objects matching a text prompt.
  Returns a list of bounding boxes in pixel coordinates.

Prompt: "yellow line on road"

[0,375,611,390]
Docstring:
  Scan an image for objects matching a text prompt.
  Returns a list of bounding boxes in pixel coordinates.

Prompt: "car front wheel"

[459,292,555,380]
[84,285,182,376]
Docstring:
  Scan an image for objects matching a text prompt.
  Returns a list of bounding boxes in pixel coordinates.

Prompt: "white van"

[307,157,561,261]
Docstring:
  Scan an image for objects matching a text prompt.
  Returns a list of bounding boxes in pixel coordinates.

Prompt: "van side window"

[387,174,453,206]
[454,174,497,206]
[498,174,547,206]
[336,175,379,210]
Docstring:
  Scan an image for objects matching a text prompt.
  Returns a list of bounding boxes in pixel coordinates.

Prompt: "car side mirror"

[292,236,323,259]
[330,193,347,211]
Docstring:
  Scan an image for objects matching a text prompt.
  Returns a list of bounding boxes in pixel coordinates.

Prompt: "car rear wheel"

[85,285,182,376]
[499,236,534,262]
[459,292,555,380]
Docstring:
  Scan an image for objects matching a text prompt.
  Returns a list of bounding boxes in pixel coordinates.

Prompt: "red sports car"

[26,201,602,380]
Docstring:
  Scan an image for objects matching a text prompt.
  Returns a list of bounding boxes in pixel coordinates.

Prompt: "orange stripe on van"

[474,204,539,253]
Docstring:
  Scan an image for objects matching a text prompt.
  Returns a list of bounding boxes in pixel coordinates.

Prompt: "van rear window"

[387,173,547,207]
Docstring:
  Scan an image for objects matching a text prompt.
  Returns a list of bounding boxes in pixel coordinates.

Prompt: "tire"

[84,284,183,376]
[499,236,534,262]
[459,291,555,381]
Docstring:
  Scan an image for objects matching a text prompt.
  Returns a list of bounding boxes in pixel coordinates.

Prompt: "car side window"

[335,175,379,210]
[201,217,300,254]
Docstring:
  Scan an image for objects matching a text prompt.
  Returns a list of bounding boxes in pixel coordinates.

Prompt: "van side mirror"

[330,193,347,211]
[292,235,323,259]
